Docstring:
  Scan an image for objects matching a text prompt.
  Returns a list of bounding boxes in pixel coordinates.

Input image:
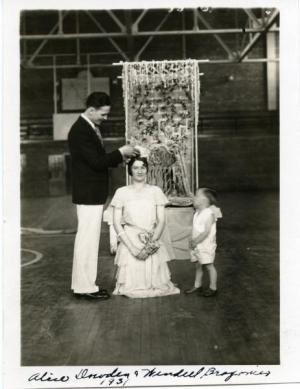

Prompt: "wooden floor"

[21,192,279,366]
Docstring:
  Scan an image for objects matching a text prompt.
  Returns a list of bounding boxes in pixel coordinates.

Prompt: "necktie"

[94,126,104,146]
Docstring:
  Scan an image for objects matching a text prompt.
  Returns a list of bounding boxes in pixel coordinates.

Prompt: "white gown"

[110,184,180,298]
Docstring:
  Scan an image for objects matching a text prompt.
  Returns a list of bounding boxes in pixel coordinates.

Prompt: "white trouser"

[71,204,103,294]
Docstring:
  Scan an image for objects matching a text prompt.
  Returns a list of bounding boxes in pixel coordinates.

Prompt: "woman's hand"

[130,245,151,261]
[137,250,149,261]
[150,233,159,243]
[129,245,143,259]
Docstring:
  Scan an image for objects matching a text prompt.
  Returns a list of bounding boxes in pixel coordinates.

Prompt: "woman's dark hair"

[86,92,111,108]
[199,187,218,206]
[127,157,149,176]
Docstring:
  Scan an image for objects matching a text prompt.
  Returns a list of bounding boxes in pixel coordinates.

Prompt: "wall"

[21,62,267,119]
[21,134,279,198]
[197,135,279,190]
[199,63,267,112]
[21,141,68,198]
[20,67,124,118]
[21,69,54,118]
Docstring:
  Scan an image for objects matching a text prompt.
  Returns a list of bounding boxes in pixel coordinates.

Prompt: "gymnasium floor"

[21,191,279,366]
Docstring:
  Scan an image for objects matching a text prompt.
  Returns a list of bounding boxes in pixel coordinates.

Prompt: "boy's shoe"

[184,286,203,295]
[203,288,217,297]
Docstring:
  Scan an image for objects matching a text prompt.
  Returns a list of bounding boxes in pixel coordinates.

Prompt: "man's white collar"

[81,113,96,130]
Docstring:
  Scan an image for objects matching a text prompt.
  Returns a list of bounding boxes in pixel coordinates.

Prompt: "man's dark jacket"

[68,116,123,205]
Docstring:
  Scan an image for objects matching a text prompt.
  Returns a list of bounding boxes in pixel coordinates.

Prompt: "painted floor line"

[21,227,76,235]
[21,249,43,267]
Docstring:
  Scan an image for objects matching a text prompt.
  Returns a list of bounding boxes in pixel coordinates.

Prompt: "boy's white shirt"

[192,206,222,248]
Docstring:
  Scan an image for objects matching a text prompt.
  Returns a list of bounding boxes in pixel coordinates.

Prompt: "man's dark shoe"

[73,292,85,299]
[97,288,109,295]
[203,288,217,297]
[73,291,110,300]
[85,291,110,300]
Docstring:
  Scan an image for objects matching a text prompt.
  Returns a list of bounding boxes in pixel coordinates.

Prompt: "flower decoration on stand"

[123,60,200,206]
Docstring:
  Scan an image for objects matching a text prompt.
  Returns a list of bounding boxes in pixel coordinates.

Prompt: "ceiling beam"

[22,51,279,62]
[243,9,262,27]
[238,9,279,62]
[181,10,186,59]
[132,10,148,33]
[85,11,129,61]
[58,10,64,34]
[196,9,235,59]
[134,28,279,36]
[22,52,126,59]
[124,11,134,60]
[21,32,125,39]
[134,11,170,60]
[193,9,198,30]
[23,57,279,69]
[25,11,70,65]
[106,10,126,32]
[20,27,279,40]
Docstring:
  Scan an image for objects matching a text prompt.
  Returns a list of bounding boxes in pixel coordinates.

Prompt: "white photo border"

[2,0,300,388]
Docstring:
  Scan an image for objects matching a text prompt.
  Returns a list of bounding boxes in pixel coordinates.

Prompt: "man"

[68,92,139,300]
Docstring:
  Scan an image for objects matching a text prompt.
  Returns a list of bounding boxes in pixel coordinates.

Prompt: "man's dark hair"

[86,92,111,109]
[127,157,149,176]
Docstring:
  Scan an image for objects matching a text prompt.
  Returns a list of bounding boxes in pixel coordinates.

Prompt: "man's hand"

[119,145,140,159]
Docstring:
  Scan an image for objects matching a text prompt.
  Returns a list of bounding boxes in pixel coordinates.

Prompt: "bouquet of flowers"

[137,231,160,260]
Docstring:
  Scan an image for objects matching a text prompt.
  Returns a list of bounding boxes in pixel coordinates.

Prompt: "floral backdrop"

[122,60,200,205]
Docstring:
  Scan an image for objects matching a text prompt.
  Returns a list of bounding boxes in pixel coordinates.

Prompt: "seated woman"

[111,156,180,298]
